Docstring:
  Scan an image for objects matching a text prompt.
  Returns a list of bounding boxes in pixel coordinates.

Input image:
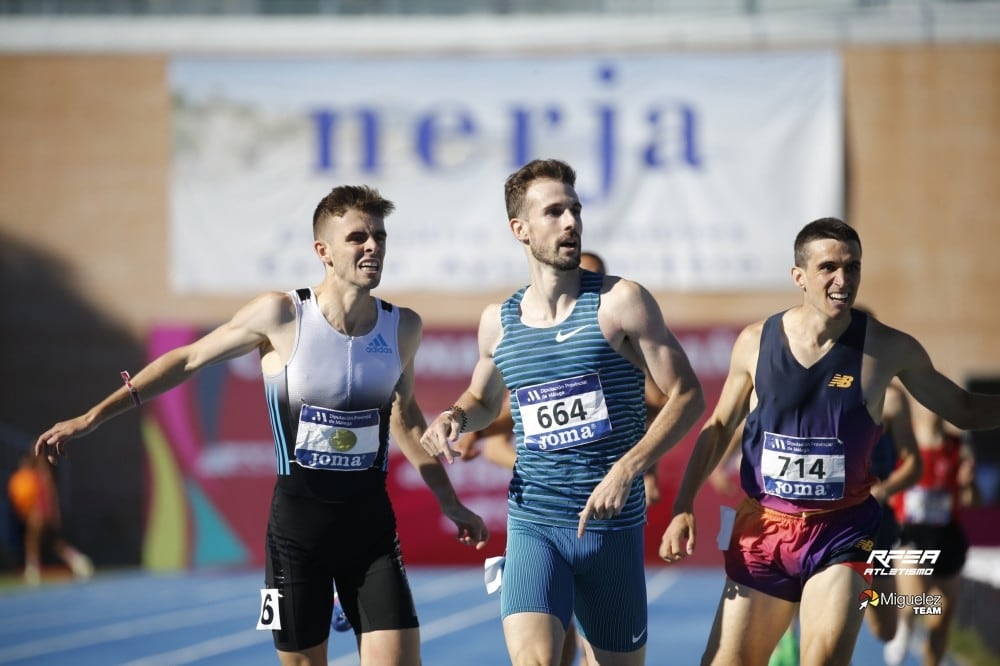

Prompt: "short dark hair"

[794,217,861,268]
[312,185,395,238]
[504,159,576,220]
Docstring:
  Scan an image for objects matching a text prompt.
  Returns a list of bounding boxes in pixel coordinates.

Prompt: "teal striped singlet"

[494,270,647,531]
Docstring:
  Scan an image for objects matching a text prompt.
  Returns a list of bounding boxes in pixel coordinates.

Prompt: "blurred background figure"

[7,452,93,585]
[864,373,924,650]
[884,403,979,666]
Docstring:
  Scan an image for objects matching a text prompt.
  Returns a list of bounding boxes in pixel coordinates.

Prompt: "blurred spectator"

[7,452,93,585]
[884,403,978,666]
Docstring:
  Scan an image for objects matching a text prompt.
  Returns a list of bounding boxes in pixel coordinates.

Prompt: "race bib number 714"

[760,432,845,501]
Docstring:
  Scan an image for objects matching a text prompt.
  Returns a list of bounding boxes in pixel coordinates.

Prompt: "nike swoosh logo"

[632,627,647,643]
[555,325,587,343]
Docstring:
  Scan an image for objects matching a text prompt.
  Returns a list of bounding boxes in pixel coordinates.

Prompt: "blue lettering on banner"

[308,64,703,205]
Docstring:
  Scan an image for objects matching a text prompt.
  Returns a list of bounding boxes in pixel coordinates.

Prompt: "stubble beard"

[530,239,580,272]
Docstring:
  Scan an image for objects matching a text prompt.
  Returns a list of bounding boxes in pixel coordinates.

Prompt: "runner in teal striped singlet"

[495,270,648,531]
[421,158,705,666]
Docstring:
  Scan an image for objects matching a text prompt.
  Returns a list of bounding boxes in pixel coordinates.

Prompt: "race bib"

[515,373,612,452]
[760,432,845,501]
[256,588,282,630]
[294,404,380,471]
[902,487,953,525]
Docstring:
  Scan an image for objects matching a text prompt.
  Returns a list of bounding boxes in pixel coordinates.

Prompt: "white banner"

[170,52,842,293]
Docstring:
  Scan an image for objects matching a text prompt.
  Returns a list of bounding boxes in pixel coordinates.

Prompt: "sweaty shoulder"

[598,274,638,306]
[478,302,504,357]
[396,305,423,362]
[397,305,423,334]
[729,319,766,371]
[863,314,930,382]
[597,276,650,327]
[863,315,922,364]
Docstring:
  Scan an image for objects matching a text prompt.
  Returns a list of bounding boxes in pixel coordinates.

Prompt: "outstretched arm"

[35,291,289,463]
[889,328,1000,431]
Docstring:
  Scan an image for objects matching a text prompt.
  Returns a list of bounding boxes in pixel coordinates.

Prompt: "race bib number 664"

[515,373,612,452]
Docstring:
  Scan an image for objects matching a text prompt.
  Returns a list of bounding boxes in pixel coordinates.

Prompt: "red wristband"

[120,370,141,407]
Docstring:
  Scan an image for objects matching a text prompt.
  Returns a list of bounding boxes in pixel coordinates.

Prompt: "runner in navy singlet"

[658,217,1000,666]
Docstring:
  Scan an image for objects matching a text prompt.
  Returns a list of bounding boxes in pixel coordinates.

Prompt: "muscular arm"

[35,291,290,461]
[420,304,509,463]
[660,323,760,560]
[881,325,1000,431]
[578,280,706,534]
[455,397,517,468]
[391,308,488,548]
[672,324,758,514]
[604,280,706,484]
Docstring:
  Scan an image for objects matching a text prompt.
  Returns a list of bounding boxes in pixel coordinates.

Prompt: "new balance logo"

[828,374,854,388]
[555,325,587,343]
[365,334,393,354]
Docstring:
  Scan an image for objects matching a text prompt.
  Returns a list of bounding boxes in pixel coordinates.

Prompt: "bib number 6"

[256,588,283,630]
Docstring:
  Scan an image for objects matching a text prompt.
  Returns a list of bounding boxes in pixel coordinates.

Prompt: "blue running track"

[0,566,917,665]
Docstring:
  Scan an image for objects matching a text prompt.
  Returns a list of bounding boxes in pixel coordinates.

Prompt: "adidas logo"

[365,333,393,354]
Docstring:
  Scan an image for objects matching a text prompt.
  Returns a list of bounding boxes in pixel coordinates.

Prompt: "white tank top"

[263,288,402,500]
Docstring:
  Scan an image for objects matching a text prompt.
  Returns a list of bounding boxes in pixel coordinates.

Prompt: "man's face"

[317,209,387,289]
[793,238,861,318]
[516,179,583,270]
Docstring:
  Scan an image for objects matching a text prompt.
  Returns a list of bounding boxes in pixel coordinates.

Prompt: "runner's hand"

[420,411,463,464]
[659,512,696,563]
[440,501,489,550]
[454,432,482,461]
[35,415,94,465]
[577,467,632,537]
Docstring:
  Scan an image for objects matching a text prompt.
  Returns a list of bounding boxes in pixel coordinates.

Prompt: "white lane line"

[326,600,500,666]
[0,586,251,636]
[118,629,269,666]
[0,599,248,663]
[646,568,681,602]
[419,599,500,641]
[410,569,485,602]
